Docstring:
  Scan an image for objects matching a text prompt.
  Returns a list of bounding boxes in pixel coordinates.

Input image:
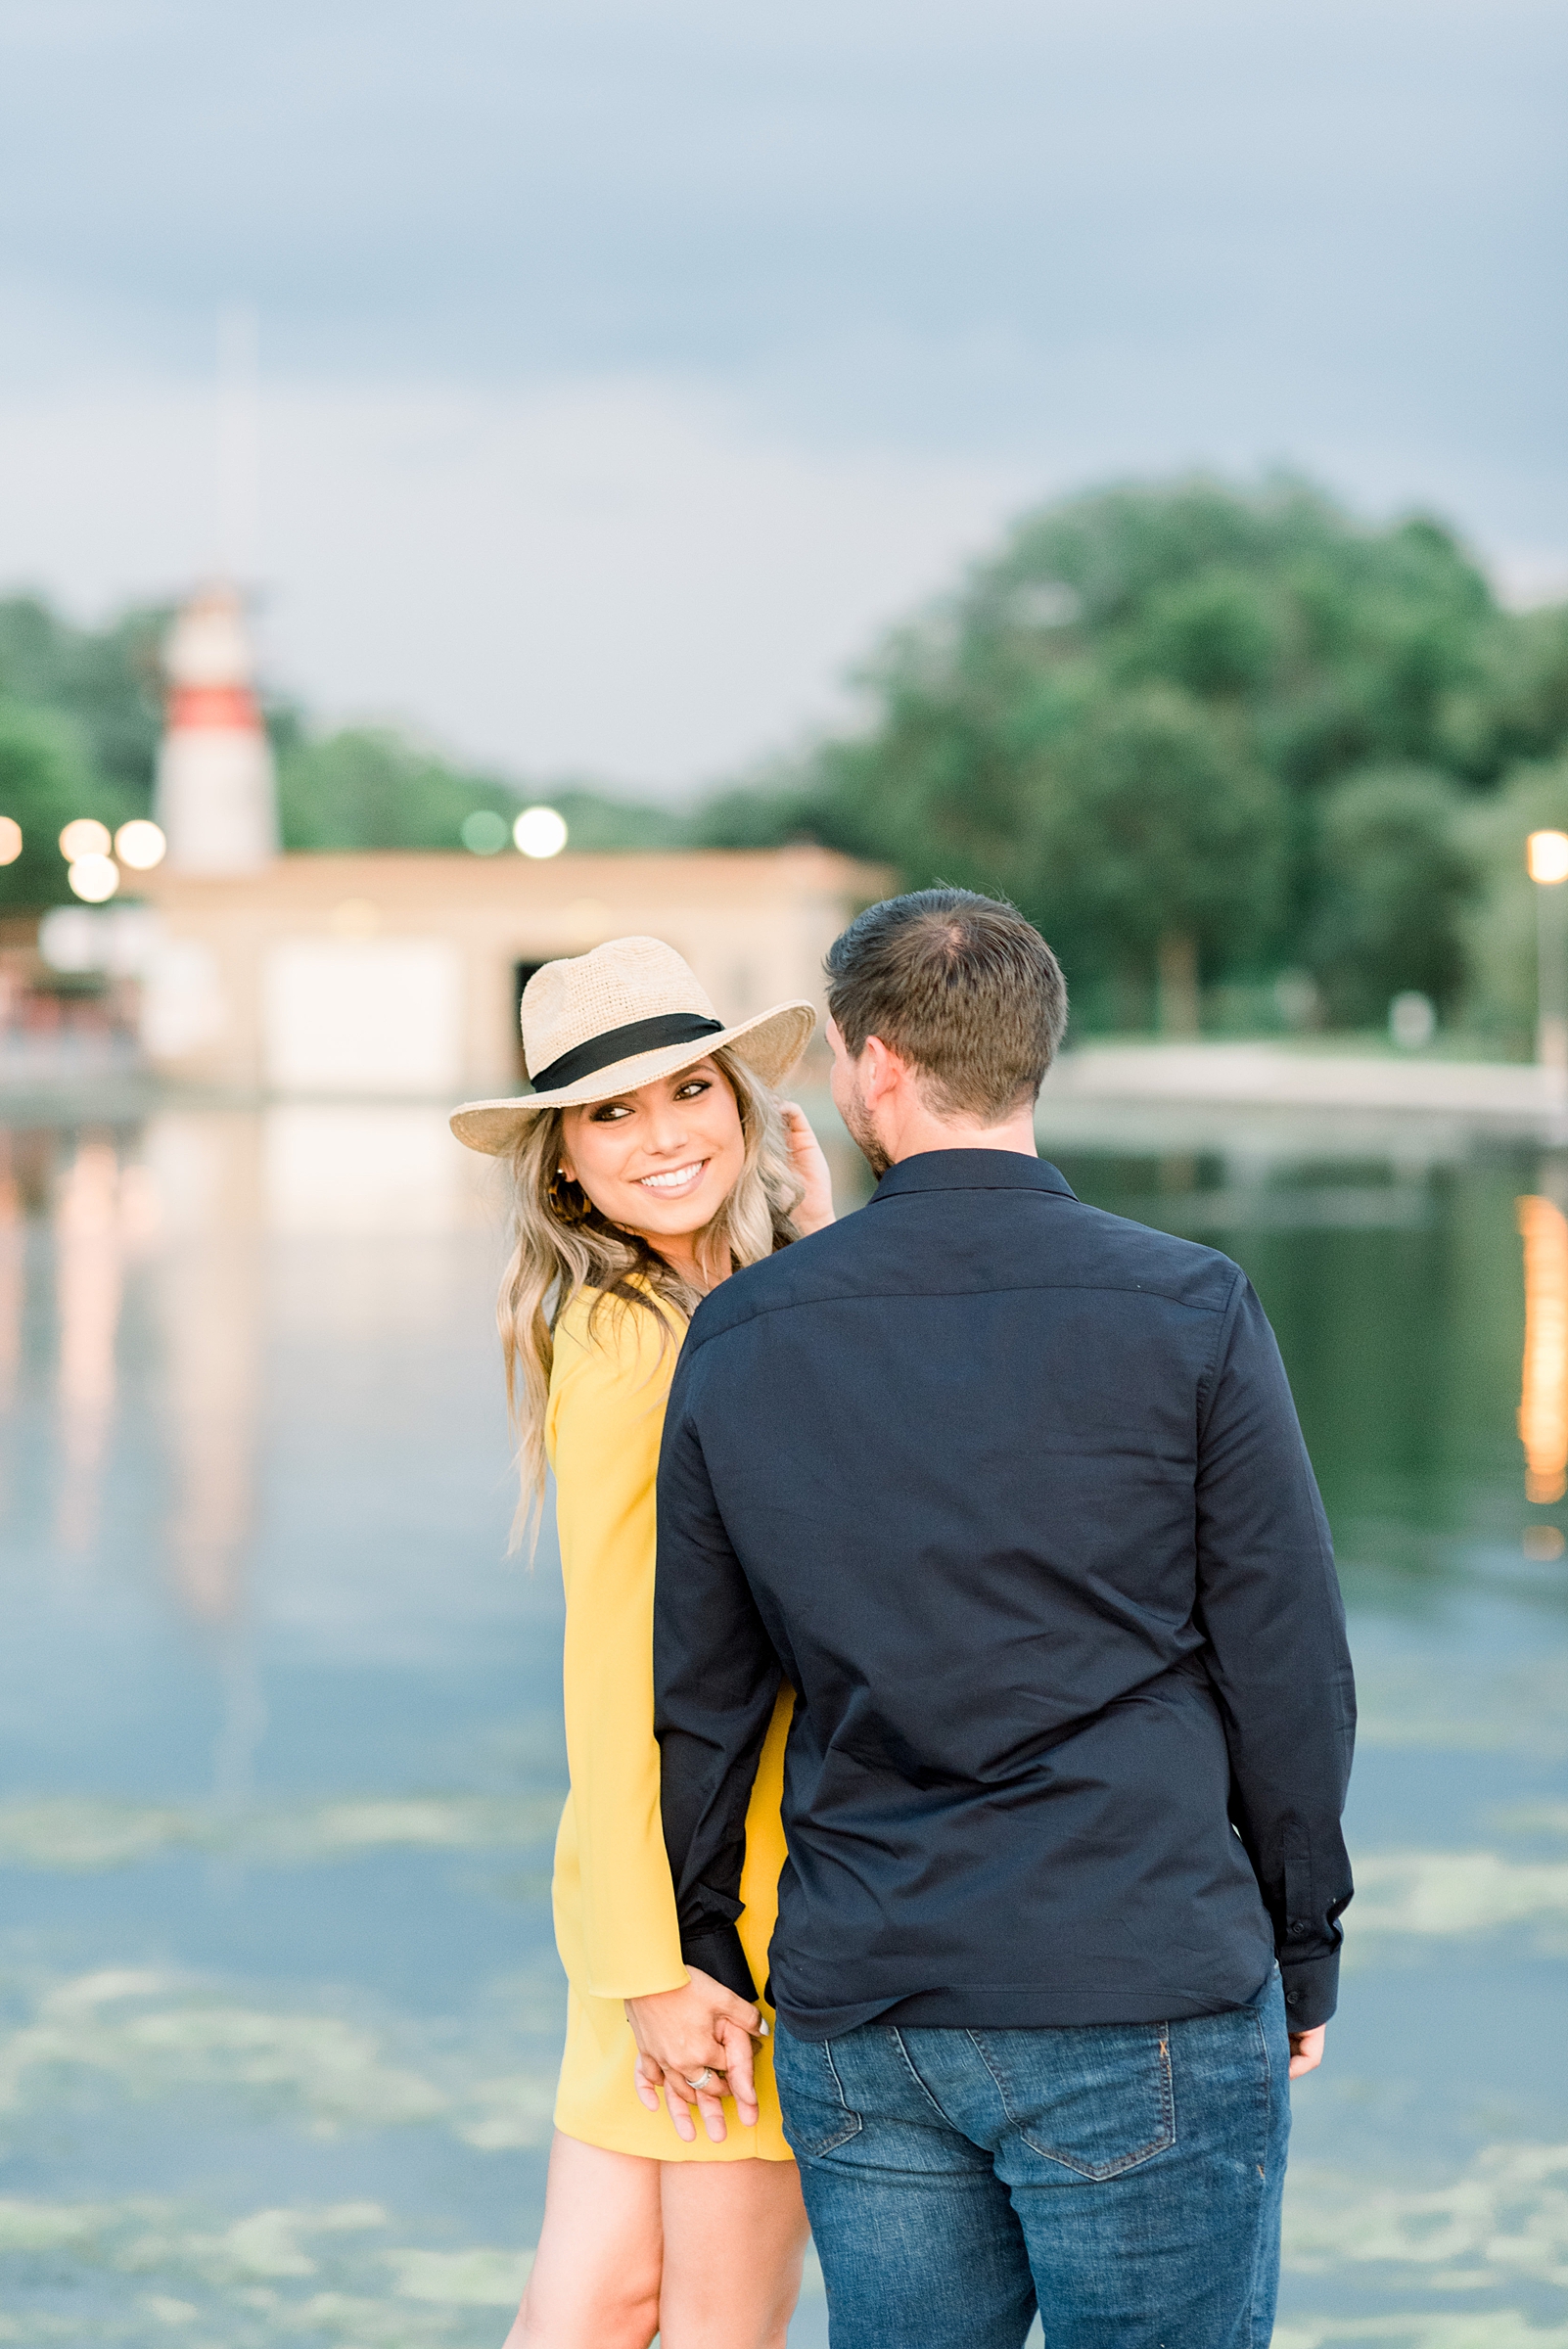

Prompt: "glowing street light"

[1529,830,1568,884]
[0,817,21,866]
[115,818,166,871]
[60,817,112,862]
[1529,831,1568,1094]
[514,806,568,859]
[68,854,119,903]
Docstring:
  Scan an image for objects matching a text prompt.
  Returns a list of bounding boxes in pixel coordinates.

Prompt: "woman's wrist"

[619,1968,691,2020]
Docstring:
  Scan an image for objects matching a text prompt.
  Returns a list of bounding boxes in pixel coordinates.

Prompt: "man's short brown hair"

[825,889,1068,1121]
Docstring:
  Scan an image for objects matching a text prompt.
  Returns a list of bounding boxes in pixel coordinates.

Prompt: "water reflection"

[53,1139,129,1551]
[1517,1192,1568,1506]
[0,1135,20,1414]
[146,1116,264,1623]
[261,1103,480,1235]
[0,1102,1562,2349]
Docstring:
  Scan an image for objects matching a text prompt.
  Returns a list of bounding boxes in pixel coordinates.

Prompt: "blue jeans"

[773,1970,1289,2349]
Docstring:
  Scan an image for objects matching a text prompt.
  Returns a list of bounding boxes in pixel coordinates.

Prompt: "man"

[639,889,1355,2349]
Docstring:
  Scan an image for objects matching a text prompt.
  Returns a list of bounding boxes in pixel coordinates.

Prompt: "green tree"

[0,701,135,909]
[1458,759,1568,1052]
[277,728,513,851]
[1114,569,1283,701]
[1305,767,1477,1026]
[965,480,1505,788]
[277,726,689,854]
[1031,687,1288,1033]
[0,593,314,813]
[545,783,687,852]
[719,474,1568,1032]
[0,596,168,808]
[694,768,832,852]
[1469,604,1568,778]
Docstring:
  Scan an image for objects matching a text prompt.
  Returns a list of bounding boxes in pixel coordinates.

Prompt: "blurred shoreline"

[4,1039,1565,1138]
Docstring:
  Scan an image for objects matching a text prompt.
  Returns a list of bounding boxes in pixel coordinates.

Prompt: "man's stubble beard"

[841,1076,892,1179]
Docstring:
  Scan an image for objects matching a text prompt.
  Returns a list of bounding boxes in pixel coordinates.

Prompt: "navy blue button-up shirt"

[654,1150,1355,2038]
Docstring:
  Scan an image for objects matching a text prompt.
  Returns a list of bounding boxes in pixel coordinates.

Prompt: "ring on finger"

[682,2067,722,2091]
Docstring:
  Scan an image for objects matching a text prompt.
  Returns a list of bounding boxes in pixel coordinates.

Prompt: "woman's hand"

[624,1966,763,2143]
[780,1103,835,1235]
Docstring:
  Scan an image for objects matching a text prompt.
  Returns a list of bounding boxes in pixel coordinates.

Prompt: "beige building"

[139,845,891,1098]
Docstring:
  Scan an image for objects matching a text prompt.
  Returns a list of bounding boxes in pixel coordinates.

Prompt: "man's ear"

[857,1035,902,1101]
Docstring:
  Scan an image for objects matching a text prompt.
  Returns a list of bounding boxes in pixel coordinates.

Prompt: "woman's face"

[558,1059,747,1246]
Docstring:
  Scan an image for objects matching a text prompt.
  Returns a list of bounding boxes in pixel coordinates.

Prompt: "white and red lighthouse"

[153,584,279,874]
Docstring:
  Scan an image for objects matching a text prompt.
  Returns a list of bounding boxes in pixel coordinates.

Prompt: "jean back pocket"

[969,2023,1176,2180]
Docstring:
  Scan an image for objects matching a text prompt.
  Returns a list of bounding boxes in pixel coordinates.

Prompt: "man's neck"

[885,1104,1038,1165]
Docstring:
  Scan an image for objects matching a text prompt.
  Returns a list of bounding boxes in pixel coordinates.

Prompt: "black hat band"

[528,1012,726,1096]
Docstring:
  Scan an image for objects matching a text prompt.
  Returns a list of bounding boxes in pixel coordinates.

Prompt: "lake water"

[0,1097,1564,2348]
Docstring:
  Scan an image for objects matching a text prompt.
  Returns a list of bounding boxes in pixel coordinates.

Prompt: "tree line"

[704,476,1568,1045]
[4,474,1567,1046]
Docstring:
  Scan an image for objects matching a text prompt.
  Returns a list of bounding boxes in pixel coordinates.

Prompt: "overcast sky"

[1,0,1564,790]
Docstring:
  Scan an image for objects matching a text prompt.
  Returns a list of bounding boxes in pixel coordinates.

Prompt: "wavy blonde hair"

[498,1046,804,1547]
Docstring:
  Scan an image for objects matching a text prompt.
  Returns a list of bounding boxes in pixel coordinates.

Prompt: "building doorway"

[514,962,544,1082]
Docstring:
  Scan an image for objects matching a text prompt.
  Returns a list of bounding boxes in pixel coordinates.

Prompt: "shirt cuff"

[680,1923,759,2004]
[1280,1948,1339,2031]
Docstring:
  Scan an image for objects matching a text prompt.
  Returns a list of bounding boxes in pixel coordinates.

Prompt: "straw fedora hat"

[449,936,817,1155]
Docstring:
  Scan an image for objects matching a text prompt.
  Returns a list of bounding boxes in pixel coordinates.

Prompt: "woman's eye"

[589,1103,630,1123]
[675,1080,710,1100]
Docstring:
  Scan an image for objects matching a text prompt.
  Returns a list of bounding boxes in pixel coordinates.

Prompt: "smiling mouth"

[637,1160,708,1195]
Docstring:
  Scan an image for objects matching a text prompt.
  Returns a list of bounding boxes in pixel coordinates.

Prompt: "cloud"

[0,1793,561,1869]
[1347,1850,1568,1940]
[1351,1644,1568,1761]
[2,0,1562,407]
[386,2248,533,2307]
[0,1964,560,2145]
[0,0,1562,780]
[1284,2140,1568,2293]
[0,371,1027,784]
[0,2190,535,2343]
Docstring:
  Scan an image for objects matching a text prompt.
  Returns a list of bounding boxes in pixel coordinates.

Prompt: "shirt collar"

[868,1150,1078,1206]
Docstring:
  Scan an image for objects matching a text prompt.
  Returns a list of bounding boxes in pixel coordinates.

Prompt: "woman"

[449,935,834,2349]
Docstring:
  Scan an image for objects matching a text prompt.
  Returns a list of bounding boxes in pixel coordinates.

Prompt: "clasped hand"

[624,1966,765,2143]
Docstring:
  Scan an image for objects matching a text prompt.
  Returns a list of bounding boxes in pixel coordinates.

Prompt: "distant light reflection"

[1516,1193,1568,1504]
[54,1139,125,1551]
[144,1115,262,1624]
[0,1141,20,1420]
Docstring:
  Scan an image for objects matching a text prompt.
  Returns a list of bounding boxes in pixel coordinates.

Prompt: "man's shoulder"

[685,1193,1242,1359]
[685,1220,854,1352]
[1051,1197,1243,1309]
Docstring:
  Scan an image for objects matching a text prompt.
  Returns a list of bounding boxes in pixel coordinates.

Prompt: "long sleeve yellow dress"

[545,1282,794,2162]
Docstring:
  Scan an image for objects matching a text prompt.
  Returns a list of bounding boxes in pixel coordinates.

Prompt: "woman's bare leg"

[658,2157,809,2349]
[504,2131,663,2349]
[503,2131,808,2349]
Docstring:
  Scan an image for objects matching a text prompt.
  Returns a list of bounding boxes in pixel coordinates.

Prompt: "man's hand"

[1288,2025,1326,2079]
[625,1966,763,2143]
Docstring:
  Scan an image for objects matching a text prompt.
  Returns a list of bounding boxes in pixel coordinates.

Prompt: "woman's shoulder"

[551,1282,684,1394]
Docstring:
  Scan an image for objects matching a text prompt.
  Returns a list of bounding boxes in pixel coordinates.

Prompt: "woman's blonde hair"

[498,1046,804,1545]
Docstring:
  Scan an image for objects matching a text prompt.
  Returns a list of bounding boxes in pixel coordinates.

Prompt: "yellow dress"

[545,1283,794,2161]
